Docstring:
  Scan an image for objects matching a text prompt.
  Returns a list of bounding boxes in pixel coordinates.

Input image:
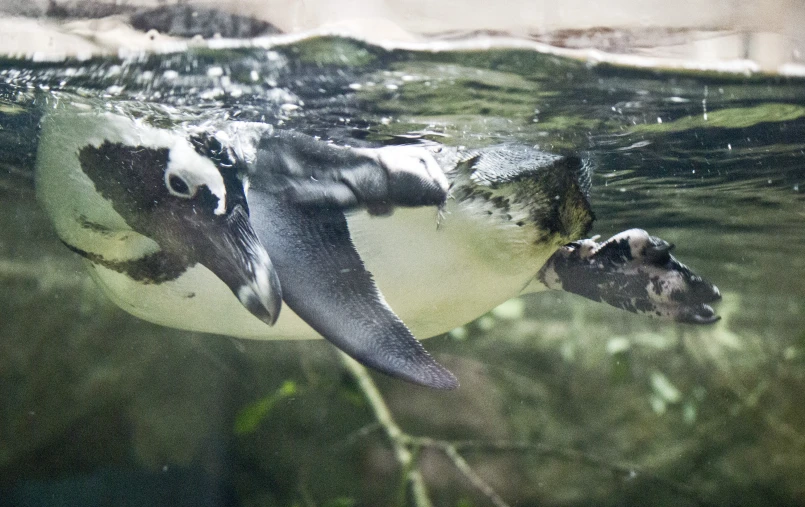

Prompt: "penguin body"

[36,99,720,389]
[37,100,460,388]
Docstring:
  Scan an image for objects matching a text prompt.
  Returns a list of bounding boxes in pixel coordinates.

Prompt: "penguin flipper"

[255,132,449,213]
[250,196,458,390]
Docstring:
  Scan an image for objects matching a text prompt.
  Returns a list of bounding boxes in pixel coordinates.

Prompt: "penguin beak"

[193,205,282,326]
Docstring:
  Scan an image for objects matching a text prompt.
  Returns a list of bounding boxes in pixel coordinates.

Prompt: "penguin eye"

[167,174,193,198]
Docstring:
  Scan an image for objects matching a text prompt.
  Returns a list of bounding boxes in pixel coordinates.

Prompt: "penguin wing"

[254,131,448,214]
[249,194,459,390]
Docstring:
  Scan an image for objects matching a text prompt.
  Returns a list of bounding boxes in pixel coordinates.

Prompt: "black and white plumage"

[36,105,284,326]
[36,100,458,389]
[36,100,720,389]
[538,229,721,324]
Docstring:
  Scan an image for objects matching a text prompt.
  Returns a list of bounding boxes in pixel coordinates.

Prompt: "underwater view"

[1,25,804,507]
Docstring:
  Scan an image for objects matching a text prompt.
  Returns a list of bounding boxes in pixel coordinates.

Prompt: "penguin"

[36,99,720,389]
[36,99,458,389]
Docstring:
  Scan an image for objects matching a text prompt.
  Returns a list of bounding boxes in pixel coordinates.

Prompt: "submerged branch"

[412,436,714,507]
[441,443,511,507]
[338,352,433,507]
[340,354,715,507]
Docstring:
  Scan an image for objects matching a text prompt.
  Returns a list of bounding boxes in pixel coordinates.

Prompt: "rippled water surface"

[1,37,804,506]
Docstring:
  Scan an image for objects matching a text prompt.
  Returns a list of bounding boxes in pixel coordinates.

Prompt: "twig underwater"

[339,351,721,507]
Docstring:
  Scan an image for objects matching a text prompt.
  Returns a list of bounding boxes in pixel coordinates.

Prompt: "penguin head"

[74,129,282,326]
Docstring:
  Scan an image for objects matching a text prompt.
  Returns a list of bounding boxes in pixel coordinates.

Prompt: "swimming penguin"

[36,100,720,389]
[36,100,456,389]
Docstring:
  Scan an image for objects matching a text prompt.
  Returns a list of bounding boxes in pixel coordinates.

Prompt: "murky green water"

[1,37,804,506]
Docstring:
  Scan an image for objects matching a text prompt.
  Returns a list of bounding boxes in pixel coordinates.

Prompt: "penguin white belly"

[88,199,549,341]
[346,202,551,338]
[89,262,313,339]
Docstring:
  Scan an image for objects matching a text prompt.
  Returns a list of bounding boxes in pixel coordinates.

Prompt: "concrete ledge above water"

[0,0,803,76]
